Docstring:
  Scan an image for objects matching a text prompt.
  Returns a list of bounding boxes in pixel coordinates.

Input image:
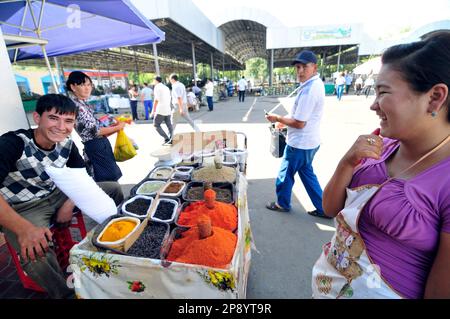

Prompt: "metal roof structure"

[10,0,449,79]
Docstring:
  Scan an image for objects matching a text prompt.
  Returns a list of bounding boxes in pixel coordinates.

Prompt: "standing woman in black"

[66,71,125,182]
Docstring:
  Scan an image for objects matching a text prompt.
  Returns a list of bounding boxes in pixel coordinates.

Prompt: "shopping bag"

[114,129,137,162]
[269,124,287,158]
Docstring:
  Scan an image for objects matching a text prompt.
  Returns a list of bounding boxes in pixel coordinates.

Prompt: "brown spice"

[164,182,183,194]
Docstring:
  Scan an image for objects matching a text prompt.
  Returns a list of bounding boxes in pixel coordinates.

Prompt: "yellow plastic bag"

[114,129,137,162]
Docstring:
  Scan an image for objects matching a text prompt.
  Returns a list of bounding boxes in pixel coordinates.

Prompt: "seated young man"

[0,94,123,298]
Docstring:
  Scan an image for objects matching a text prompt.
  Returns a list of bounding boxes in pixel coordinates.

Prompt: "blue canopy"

[1,0,165,61]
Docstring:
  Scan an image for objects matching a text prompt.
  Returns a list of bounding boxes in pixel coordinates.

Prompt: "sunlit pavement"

[6,93,378,298]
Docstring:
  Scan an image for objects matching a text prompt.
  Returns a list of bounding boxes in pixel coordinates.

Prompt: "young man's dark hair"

[155,76,162,83]
[35,94,78,117]
[65,71,92,92]
[170,74,178,81]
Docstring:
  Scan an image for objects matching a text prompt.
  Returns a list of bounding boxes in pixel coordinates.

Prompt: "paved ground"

[1,92,378,298]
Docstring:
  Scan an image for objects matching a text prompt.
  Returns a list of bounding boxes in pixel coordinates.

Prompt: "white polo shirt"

[153,83,172,116]
[286,74,325,149]
[171,81,187,107]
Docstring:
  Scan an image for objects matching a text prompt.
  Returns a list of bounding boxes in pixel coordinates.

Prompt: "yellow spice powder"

[100,220,137,242]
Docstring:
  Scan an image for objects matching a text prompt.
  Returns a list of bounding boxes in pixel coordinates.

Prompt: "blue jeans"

[144,100,153,120]
[276,145,323,212]
[206,96,213,111]
[336,85,344,100]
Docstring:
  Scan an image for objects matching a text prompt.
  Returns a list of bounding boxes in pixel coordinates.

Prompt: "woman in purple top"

[315,32,450,298]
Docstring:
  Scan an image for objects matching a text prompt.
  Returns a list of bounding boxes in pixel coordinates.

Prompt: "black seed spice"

[126,223,168,259]
[153,201,176,220]
[125,198,152,216]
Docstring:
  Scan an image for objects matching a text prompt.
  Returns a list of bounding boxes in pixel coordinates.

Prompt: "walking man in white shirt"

[237,76,248,102]
[170,74,200,132]
[205,78,214,111]
[265,50,330,219]
[152,76,173,145]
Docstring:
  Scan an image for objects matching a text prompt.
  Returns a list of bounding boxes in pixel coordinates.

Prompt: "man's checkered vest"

[0,132,73,205]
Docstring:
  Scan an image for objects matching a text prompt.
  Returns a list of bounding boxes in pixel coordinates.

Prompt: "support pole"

[210,52,214,79]
[321,50,327,79]
[152,43,160,76]
[105,51,112,90]
[336,45,342,73]
[133,49,139,84]
[40,45,58,93]
[191,42,197,83]
[269,49,274,87]
[53,56,64,93]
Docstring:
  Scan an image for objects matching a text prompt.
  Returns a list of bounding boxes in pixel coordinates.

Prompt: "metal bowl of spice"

[148,166,174,180]
[151,198,179,223]
[121,195,154,219]
[182,181,235,204]
[126,221,170,260]
[160,181,186,198]
[132,179,166,196]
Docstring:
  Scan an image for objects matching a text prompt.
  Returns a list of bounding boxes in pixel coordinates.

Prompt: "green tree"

[245,57,268,84]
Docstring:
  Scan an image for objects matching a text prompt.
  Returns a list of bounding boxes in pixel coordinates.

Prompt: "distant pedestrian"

[170,74,200,132]
[355,75,363,96]
[363,75,375,98]
[345,72,353,94]
[140,82,153,120]
[335,72,345,101]
[128,84,140,120]
[205,78,214,111]
[152,76,173,145]
[237,76,247,102]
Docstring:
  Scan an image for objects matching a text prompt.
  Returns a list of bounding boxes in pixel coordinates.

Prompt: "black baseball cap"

[291,50,318,65]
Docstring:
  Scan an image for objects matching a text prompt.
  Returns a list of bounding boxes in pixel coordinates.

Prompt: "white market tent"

[353,56,382,75]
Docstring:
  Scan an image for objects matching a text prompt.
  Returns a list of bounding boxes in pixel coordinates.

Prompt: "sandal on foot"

[266,201,290,212]
[307,210,332,219]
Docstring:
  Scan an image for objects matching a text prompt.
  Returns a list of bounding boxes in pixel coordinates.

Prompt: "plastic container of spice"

[160,180,186,198]
[147,166,174,180]
[131,179,167,196]
[121,195,154,219]
[151,198,179,223]
[174,166,194,175]
[95,216,141,250]
[182,182,236,204]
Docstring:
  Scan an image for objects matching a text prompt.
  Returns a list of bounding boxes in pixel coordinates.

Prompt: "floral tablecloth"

[69,174,252,299]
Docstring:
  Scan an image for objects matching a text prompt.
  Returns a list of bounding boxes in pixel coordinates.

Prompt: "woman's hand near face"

[341,134,383,168]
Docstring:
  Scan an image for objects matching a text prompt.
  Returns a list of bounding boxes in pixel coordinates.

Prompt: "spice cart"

[69,131,252,298]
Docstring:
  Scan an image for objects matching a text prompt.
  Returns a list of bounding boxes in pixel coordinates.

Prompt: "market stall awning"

[0,0,165,62]
[353,56,381,75]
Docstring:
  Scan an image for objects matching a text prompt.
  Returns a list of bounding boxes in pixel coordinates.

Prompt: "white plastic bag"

[45,166,117,224]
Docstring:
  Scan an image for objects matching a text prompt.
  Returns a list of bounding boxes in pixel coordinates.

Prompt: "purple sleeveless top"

[349,138,450,299]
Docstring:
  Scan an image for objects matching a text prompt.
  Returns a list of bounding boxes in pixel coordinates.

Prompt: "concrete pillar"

[210,52,214,79]
[152,43,160,76]
[336,45,342,73]
[321,51,327,78]
[269,49,274,87]
[0,28,29,133]
[191,42,197,82]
